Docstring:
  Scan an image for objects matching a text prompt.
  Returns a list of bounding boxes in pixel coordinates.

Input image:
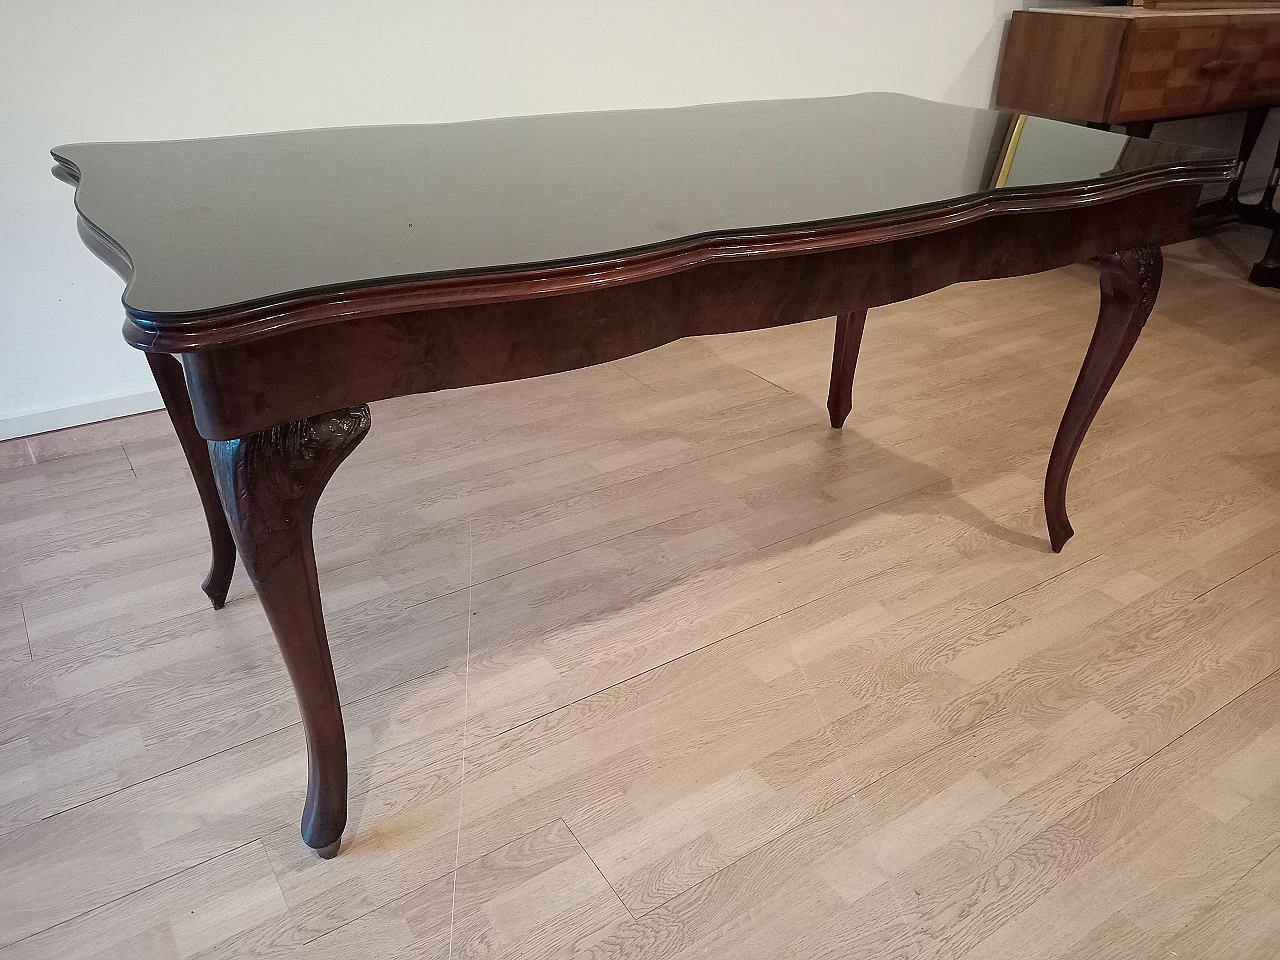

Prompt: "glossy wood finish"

[997,10,1128,124]
[1046,246,1163,552]
[145,352,235,608]
[1113,15,1228,123]
[1211,14,1280,113]
[998,8,1280,125]
[207,405,370,856]
[51,94,1226,323]
[51,97,1233,857]
[173,184,1213,441]
[827,310,868,429]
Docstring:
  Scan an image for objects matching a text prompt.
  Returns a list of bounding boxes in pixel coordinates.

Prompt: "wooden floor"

[2,225,1280,959]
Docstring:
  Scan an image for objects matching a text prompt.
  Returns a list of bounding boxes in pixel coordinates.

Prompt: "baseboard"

[0,390,164,441]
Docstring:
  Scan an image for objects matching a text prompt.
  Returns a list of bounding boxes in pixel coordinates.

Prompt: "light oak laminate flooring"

[1,226,1278,958]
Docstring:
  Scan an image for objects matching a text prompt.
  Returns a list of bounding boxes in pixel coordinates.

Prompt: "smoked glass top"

[53,93,1230,319]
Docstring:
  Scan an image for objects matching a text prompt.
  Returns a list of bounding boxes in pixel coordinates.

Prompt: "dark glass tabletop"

[53,92,1230,319]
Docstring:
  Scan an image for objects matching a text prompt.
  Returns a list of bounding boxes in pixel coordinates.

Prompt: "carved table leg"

[1045,247,1162,553]
[146,352,237,608]
[827,308,869,429]
[208,406,371,857]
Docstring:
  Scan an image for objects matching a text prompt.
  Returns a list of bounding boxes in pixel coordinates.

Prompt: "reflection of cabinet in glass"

[996,7,1280,286]
[997,8,1280,128]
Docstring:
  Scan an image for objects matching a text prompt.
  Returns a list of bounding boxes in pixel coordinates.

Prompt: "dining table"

[52,92,1234,857]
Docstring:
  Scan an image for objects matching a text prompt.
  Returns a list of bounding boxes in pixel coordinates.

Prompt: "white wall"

[0,0,1261,438]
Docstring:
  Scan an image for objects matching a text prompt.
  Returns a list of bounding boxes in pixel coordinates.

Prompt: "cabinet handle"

[1201,58,1241,74]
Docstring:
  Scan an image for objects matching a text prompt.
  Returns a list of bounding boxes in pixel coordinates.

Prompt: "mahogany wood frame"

[92,163,1227,858]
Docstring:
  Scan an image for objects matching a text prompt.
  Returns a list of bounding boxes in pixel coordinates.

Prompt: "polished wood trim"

[97,162,1231,354]
[176,184,1207,442]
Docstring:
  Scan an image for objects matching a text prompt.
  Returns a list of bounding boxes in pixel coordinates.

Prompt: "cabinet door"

[1205,16,1280,113]
[1109,18,1226,123]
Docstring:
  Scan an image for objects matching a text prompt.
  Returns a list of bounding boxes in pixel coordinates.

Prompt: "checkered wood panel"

[1112,23,1225,121]
[1208,18,1280,111]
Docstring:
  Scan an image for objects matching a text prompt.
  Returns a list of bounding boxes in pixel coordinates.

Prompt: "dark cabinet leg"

[1249,227,1280,287]
[1247,126,1280,287]
[146,352,237,608]
[1257,134,1280,217]
[827,308,869,429]
[208,405,371,857]
[1225,106,1269,206]
[1045,247,1162,553]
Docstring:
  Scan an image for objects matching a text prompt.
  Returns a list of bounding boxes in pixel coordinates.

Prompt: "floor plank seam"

[289,822,566,949]
[734,363,794,398]
[0,838,263,953]
[370,391,813,519]
[1163,835,1280,952]
[22,650,461,825]
[610,362,662,396]
[446,517,474,960]
[1186,545,1280,607]
[443,411,815,538]
[119,442,139,482]
[615,711,1023,929]
[456,591,817,758]
[452,530,1099,764]
[18,600,32,662]
[562,818,637,923]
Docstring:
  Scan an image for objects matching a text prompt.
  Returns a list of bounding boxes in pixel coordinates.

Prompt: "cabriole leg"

[208,405,371,857]
[827,308,869,429]
[146,351,236,608]
[1045,247,1162,552]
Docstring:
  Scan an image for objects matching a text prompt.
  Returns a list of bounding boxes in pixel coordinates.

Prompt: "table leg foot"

[208,405,371,855]
[146,352,237,608]
[1045,247,1162,551]
[827,308,868,429]
[311,838,342,859]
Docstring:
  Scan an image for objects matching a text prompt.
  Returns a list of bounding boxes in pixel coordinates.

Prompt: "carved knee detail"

[1098,246,1162,331]
[209,406,371,582]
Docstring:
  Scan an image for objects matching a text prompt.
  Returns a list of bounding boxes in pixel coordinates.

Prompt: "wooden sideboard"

[998,7,1280,128]
[998,6,1280,285]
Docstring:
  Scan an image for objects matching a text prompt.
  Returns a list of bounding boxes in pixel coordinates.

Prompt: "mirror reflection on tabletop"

[53,92,1228,320]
